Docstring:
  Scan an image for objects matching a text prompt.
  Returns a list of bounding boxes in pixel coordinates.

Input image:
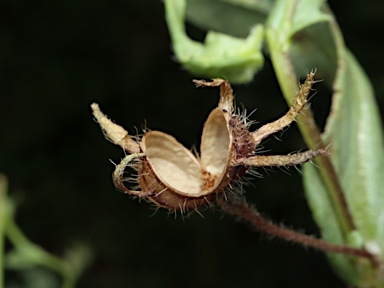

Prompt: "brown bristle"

[229,116,256,159]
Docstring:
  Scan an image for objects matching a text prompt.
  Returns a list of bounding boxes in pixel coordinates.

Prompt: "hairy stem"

[218,199,378,267]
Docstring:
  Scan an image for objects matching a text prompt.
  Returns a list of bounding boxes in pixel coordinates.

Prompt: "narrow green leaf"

[304,51,384,286]
[165,0,265,83]
[324,51,384,244]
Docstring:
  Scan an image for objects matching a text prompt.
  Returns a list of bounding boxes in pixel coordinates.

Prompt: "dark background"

[1,1,383,287]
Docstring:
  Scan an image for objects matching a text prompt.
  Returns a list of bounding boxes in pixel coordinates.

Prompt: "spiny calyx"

[91,72,326,211]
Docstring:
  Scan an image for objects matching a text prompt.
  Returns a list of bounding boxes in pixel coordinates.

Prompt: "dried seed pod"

[91,72,326,212]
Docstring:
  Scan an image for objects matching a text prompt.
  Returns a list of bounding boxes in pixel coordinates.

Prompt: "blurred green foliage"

[1,0,384,287]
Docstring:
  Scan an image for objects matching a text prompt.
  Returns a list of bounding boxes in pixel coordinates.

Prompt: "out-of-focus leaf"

[289,23,338,80]
[5,244,48,270]
[266,0,336,82]
[186,0,336,82]
[267,0,330,40]
[64,243,93,278]
[289,0,329,36]
[22,268,60,288]
[5,216,59,271]
[186,0,269,37]
[220,0,273,12]
[165,0,264,83]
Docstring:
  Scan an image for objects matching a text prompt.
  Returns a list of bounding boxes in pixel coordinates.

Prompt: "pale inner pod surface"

[141,131,202,196]
[201,108,231,176]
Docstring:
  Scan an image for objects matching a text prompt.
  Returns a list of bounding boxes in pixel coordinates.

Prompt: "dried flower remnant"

[91,72,326,212]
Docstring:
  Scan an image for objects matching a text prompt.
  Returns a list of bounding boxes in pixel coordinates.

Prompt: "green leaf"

[324,51,384,244]
[303,51,384,286]
[165,0,265,83]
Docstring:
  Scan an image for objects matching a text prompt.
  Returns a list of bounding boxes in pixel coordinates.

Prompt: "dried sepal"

[112,153,148,197]
[251,72,315,146]
[91,103,140,153]
[91,72,326,212]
